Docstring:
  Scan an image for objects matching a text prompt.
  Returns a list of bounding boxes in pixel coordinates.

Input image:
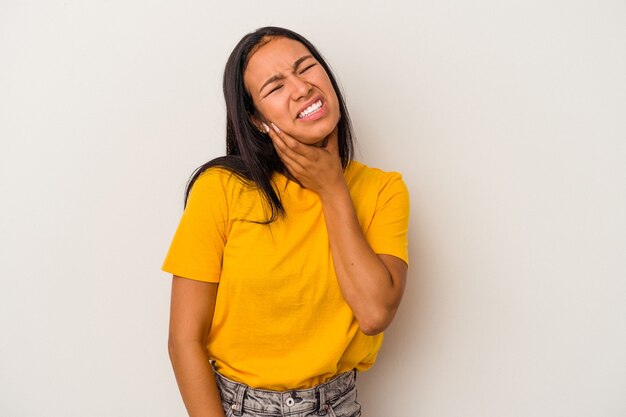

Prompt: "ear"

[251,114,270,134]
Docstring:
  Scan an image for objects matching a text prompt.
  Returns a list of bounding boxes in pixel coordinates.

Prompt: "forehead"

[244,37,312,89]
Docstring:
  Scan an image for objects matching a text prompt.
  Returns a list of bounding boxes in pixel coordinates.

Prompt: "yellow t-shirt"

[162,160,409,390]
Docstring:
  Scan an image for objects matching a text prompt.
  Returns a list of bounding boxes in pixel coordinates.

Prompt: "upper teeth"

[298,100,322,118]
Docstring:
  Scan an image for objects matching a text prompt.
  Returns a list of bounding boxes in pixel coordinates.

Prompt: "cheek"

[262,99,291,122]
[254,101,273,120]
[321,81,340,108]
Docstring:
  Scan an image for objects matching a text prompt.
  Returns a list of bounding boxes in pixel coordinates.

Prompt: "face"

[243,37,341,145]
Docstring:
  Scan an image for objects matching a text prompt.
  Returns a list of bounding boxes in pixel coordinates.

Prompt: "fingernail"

[271,123,281,133]
[262,123,270,133]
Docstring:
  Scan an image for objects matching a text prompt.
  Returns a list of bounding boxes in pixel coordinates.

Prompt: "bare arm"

[318,183,408,335]
[268,124,408,335]
[168,275,225,417]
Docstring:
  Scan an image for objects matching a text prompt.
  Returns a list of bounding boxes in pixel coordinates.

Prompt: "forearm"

[319,183,401,335]
[266,125,405,333]
[168,340,225,417]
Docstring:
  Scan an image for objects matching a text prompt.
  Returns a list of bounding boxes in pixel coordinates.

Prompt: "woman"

[163,26,409,417]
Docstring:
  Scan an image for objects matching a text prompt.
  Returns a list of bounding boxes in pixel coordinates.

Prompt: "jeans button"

[286,397,295,407]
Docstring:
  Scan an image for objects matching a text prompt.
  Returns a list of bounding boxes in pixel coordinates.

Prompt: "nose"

[288,75,312,101]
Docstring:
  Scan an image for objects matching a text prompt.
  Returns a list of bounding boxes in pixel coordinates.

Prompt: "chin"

[296,135,327,145]
[294,120,339,145]
[294,133,329,146]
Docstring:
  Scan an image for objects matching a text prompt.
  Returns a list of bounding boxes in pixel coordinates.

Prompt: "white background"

[1,1,625,416]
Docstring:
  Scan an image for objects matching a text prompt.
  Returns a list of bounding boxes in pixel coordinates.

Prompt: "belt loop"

[316,384,328,416]
[231,383,247,416]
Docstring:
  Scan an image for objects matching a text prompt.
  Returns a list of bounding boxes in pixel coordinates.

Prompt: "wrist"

[318,180,350,205]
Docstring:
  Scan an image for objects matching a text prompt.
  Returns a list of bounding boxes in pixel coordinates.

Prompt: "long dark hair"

[185,26,355,223]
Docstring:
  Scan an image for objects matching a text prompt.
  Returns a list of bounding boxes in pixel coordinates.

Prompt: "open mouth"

[297,99,323,119]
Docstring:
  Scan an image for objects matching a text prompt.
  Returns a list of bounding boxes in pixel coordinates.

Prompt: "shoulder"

[345,160,407,192]
[192,167,251,193]
[186,167,254,212]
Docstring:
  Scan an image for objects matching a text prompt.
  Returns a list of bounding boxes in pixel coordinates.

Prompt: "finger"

[267,125,305,166]
[274,140,306,175]
[272,135,308,174]
[268,125,314,164]
[270,123,313,157]
[268,129,290,154]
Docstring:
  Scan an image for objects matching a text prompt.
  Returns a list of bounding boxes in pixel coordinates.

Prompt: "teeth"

[298,100,322,118]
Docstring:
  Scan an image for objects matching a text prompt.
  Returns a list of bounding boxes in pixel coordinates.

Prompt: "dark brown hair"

[185,26,355,223]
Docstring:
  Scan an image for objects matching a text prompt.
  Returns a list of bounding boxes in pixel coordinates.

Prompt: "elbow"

[167,335,178,360]
[359,323,386,336]
[167,331,182,354]
[357,307,397,336]
[167,334,205,360]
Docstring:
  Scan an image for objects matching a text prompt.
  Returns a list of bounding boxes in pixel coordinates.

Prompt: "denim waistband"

[213,367,357,416]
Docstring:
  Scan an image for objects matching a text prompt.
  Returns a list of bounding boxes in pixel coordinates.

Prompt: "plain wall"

[1,1,625,416]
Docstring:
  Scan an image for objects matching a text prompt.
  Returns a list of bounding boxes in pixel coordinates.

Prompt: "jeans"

[214,368,362,417]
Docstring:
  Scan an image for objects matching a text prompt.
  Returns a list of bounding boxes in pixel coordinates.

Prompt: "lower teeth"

[301,108,319,118]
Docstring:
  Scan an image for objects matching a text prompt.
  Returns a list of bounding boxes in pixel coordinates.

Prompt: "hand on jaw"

[263,122,346,199]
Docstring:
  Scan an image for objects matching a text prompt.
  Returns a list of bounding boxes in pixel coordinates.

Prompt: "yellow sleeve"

[364,172,410,265]
[161,169,230,282]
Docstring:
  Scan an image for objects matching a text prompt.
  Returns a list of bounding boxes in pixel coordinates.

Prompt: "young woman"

[163,26,409,417]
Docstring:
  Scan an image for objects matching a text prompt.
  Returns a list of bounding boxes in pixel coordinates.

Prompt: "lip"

[295,95,325,120]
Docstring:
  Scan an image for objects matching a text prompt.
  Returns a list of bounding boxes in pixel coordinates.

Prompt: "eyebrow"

[258,55,314,94]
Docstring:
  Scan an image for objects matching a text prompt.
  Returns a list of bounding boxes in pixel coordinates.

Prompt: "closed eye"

[267,84,283,95]
[299,63,317,74]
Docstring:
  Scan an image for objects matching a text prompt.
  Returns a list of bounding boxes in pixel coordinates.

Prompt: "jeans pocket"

[327,386,361,417]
